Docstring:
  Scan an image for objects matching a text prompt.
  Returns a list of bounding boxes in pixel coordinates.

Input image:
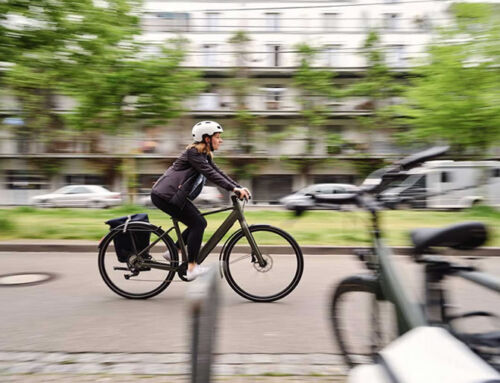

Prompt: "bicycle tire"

[98,222,179,299]
[330,274,394,368]
[222,225,304,302]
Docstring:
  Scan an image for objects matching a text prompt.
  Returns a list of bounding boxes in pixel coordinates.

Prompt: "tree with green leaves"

[69,38,206,138]
[1,0,141,145]
[344,30,403,152]
[289,43,343,181]
[293,43,340,156]
[394,3,500,155]
[222,30,264,183]
[226,30,261,155]
[1,0,205,149]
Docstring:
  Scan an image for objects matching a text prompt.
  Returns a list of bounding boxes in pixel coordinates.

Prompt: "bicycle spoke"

[229,254,251,264]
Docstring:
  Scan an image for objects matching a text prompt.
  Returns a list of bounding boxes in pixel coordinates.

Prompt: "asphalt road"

[1,251,499,354]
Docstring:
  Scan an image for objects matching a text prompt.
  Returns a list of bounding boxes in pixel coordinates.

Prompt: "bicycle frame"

[139,196,265,272]
[364,196,427,333]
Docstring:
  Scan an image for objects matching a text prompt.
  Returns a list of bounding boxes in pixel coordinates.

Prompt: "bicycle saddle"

[411,221,488,255]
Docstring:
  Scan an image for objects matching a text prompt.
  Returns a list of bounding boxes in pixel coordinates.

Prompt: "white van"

[380,161,500,209]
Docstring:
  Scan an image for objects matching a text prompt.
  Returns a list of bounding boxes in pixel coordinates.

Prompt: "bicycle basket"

[105,214,150,263]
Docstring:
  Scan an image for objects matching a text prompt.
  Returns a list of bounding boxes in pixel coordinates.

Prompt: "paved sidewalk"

[1,375,343,382]
[0,351,346,382]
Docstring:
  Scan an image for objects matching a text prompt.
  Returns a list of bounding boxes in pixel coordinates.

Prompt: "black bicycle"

[312,147,452,367]
[98,195,304,302]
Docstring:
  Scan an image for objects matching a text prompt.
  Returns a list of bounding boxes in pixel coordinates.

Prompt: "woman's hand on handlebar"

[233,187,251,201]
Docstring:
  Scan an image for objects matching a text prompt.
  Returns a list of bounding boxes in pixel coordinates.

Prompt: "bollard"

[187,265,220,383]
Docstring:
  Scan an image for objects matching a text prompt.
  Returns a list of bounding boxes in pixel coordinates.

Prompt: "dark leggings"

[150,193,207,263]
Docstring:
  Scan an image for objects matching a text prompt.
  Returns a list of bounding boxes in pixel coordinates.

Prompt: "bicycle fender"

[98,230,115,249]
[337,273,383,299]
[218,224,274,278]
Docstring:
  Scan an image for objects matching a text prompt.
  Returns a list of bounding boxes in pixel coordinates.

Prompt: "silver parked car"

[31,185,122,208]
[279,183,359,211]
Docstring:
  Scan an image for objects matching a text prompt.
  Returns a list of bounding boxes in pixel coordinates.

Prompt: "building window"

[492,168,500,178]
[65,174,106,186]
[206,12,219,31]
[266,44,281,67]
[197,91,220,110]
[441,172,452,183]
[157,12,190,32]
[202,44,218,66]
[265,13,280,32]
[415,14,431,31]
[323,13,339,31]
[263,85,285,110]
[386,45,405,67]
[323,44,341,67]
[6,170,49,190]
[267,124,284,133]
[383,13,399,30]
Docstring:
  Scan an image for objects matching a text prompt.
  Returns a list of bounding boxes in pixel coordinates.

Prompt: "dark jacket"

[151,147,241,209]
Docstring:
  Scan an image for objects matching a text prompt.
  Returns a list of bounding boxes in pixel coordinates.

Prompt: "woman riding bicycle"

[151,121,250,280]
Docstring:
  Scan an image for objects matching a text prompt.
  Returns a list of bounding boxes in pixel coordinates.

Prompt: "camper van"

[380,161,500,209]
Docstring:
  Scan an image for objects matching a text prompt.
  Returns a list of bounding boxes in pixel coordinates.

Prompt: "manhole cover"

[0,272,57,287]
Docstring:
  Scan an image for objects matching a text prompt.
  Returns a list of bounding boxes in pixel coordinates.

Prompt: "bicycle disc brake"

[253,254,273,272]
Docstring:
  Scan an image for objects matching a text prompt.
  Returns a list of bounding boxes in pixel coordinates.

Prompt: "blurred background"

[0,0,498,207]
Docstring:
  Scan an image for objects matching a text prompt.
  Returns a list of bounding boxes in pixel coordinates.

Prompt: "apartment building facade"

[0,0,453,205]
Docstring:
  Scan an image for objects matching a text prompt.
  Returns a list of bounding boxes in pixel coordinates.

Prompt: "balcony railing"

[0,136,407,157]
[187,94,373,113]
[141,16,435,34]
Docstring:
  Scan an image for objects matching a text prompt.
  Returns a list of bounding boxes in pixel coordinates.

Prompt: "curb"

[0,242,498,256]
[0,351,347,377]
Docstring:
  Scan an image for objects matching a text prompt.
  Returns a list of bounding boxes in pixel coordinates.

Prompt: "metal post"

[188,265,220,383]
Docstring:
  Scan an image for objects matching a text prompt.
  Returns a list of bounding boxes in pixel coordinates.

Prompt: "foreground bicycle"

[319,146,500,369]
[98,195,304,302]
[307,146,452,367]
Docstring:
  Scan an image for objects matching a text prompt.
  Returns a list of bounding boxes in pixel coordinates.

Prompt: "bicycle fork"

[239,219,267,268]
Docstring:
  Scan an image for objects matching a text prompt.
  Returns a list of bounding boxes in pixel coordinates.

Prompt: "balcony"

[142,16,435,35]
[187,93,373,115]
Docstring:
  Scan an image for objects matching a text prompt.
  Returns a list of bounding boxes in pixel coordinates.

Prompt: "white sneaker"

[162,250,171,261]
[186,265,209,281]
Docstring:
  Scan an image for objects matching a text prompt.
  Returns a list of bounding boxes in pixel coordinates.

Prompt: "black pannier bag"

[105,214,150,263]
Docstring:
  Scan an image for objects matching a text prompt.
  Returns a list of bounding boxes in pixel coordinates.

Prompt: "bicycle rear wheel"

[98,222,178,299]
[330,274,397,368]
[222,225,304,302]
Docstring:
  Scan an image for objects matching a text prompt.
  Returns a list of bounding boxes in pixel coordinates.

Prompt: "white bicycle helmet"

[192,121,223,142]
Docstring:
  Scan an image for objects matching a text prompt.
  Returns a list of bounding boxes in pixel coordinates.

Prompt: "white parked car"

[139,186,225,208]
[31,185,122,208]
[279,183,359,211]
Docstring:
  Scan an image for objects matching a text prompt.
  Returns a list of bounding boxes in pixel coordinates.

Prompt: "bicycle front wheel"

[98,222,179,299]
[222,225,304,302]
[331,274,396,368]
